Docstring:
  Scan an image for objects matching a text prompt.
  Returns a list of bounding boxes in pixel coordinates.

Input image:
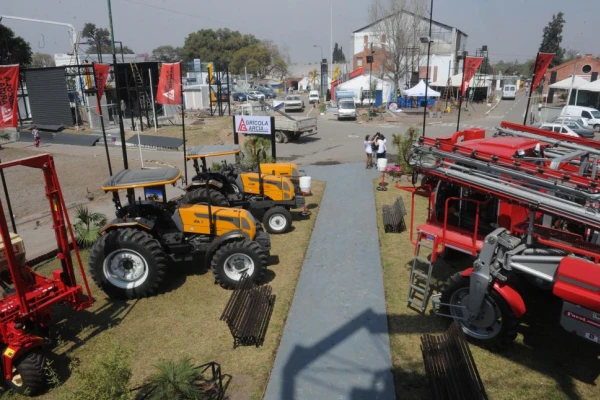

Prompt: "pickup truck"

[284,95,305,112]
[274,115,317,143]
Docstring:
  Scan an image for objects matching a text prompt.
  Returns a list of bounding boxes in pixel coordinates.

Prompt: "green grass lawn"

[374,177,600,400]
[5,181,324,400]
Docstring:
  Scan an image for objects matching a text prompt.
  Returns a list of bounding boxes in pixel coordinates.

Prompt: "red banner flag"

[0,65,20,128]
[460,56,484,95]
[93,63,111,114]
[157,63,182,105]
[531,53,554,92]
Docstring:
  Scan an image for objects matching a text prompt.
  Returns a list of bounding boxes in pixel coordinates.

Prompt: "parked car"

[502,85,517,100]
[308,90,320,104]
[562,106,600,132]
[538,123,580,138]
[257,87,277,99]
[553,116,591,128]
[248,91,265,101]
[550,120,595,139]
[337,99,357,121]
[284,95,305,112]
[232,92,247,102]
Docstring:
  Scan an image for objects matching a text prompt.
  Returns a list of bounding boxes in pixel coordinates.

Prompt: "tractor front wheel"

[5,350,46,395]
[263,207,292,234]
[180,188,229,206]
[89,228,168,299]
[439,272,519,349]
[211,239,267,289]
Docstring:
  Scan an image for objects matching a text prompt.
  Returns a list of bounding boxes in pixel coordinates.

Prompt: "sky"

[1,0,597,65]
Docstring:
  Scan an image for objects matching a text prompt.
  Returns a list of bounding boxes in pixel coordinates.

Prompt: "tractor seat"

[102,168,181,191]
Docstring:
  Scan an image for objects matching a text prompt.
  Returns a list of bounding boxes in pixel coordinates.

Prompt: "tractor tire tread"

[210,239,268,289]
[262,206,293,234]
[180,188,229,207]
[88,228,168,300]
[6,350,46,395]
[440,272,520,350]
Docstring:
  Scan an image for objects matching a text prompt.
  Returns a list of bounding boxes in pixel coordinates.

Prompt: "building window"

[582,64,592,74]
[364,35,368,44]
[357,57,363,67]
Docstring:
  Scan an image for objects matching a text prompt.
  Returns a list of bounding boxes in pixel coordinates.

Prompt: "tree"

[151,45,184,63]
[30,52,55,68]
[183,28,259,70]
[538,12,566,67]
[230,43,271,78]
[332,43,346,63]
[0,25,32,66]
[368,0,427,94]
[81,22,134,55]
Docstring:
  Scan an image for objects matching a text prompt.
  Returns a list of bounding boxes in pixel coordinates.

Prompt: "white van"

[502,85,517,100]
[562,106,600,132]
[308,90,320,104]
[337,99,357,121]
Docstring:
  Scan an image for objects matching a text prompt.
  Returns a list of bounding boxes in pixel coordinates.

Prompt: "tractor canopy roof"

[186,144,241,160]
[456,137,542,158]
[102,167,181,191]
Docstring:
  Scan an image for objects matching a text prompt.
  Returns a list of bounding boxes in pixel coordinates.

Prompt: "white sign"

[234,116,272,135]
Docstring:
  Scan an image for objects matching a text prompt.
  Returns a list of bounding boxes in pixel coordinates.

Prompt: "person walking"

[364,135,374,168]
[32,126,40,148]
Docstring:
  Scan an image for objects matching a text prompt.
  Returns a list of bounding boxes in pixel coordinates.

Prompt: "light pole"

[420,0,433,138]
[559,53,581,131]
[106,0,129,170]
[313,45,325,102]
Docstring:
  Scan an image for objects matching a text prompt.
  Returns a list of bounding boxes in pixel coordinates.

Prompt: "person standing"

[375,133,387,161]
[364,135,373,168]
[32,126,40,148]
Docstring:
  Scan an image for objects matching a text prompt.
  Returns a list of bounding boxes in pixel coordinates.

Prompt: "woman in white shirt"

[376,134,387,160]
[364,135,373,168]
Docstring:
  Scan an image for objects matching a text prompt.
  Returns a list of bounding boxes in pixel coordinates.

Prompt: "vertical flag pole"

[180,62,188,184]
[456,55,467,132]
[149,69,158,132]
[523,52,541,125]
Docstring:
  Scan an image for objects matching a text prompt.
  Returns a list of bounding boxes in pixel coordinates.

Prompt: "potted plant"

[385,164,403,181]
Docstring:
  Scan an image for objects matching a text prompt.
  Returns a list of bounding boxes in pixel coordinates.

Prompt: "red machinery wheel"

[5,350,47,395]
[439,272,520,349]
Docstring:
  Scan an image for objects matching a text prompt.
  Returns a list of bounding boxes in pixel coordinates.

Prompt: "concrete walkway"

[264,163,395,400]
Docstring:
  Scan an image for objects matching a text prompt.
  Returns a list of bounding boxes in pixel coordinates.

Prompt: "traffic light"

[207,62,214,85]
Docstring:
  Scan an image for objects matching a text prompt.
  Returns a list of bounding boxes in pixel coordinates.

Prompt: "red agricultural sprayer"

[400,122,600,348]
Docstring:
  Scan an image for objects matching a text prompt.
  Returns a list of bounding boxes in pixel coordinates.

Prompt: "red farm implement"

[0,154,93,394]
[399,123,600,348]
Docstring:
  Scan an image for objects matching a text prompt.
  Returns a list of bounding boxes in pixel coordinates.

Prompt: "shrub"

[397,126,420,176]
[318,103,326,113]
[73,206,107,248]
[70,345,132,400]
[243,136,271,165]
[141,358,209,400]
[210,162,222,171]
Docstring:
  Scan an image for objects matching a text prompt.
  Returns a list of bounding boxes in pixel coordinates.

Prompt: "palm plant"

[73,206,107,248]
[243,135,272,165]
[144,358,205,400]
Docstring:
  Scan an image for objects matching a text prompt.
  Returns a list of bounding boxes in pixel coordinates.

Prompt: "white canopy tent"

[580,79,600,93]
[337,75,393,105]
[548,76,590,90]
[403,80,441,97]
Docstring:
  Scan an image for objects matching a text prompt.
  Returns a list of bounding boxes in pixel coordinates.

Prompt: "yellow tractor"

[88,167,271,299]
[184,145,308,234]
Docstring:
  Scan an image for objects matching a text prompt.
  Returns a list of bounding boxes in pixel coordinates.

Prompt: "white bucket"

[299,176,312,193]
[377,158,388,172]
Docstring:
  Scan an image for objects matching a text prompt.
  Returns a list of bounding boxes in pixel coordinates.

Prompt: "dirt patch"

[0,147,162,221]
[374,177,600,399]
[29,181,325,400]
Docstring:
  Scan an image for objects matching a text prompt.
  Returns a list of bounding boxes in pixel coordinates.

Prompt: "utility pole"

[106,0,129,170]
[421,0,433,138]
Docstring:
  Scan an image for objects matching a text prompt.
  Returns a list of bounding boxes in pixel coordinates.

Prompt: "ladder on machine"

[407,232,438,312]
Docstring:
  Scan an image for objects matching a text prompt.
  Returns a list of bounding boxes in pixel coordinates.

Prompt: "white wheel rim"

[450,288,502,339]
[223,253,255,281]
[269,214,287,232]
[11,367,22,387]
[103,249,149,289]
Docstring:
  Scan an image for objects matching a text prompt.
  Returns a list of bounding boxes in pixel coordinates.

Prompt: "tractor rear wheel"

[439,272,519,349]
[263,207,292,234]
[210,239,268,289]
[5,350,46,395]
[180,188,229,206]
[89,228,168,299]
